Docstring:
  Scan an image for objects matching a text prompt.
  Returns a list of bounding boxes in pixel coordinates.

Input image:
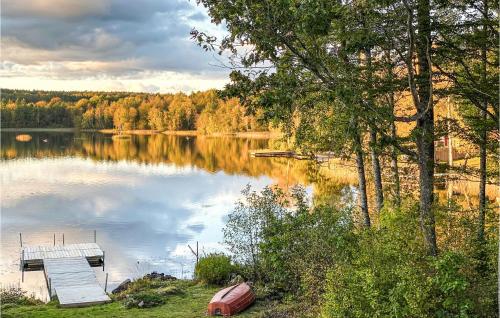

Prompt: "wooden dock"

[249,150,336,161]
[250,150,310,160]
[21,243,104,271]
[20,243,110,307]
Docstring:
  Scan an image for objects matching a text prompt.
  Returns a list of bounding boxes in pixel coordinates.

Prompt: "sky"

[1,0,230,93]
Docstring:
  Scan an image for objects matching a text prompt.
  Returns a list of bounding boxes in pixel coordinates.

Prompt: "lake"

[0,131,356,300]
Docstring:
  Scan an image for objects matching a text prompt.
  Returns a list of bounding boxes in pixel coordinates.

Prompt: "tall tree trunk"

[478,132,486,242]
[416,113,437,256]
[365,48,384,214]
[390,118,401,207]
[385,49,401,207]
[478,0,488,242]
[369,128,384,213]
[415,0,438,256]
[354,126,371,227]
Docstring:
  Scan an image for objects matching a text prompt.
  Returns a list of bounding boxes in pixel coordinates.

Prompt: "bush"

[114,274,187,308]
[0,287,41,306]
[224,185,354,304]
[321,212,434,317]
[321,203,499,317]
[122,291,165,309]
[223,186,498,317]
[195,253,234,285]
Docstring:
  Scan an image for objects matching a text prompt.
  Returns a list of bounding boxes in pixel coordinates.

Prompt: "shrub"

[321,203,499,317]
[224,186,498,317]
[0,287,41,306]
[431,251,472,317]
[114,274,187,308]
[122,291,164,309]
[224,185,354,303]
[321,229,433,317]
[195,253,234,285]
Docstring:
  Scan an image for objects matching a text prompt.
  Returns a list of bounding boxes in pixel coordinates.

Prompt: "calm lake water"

[1,131,355,300]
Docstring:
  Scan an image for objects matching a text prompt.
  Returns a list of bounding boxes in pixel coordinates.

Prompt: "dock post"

[104,273,108,293]
[102,251,105,271]
[94,230,97,243]
[19,233,23,247]
[21,250,25,283]
[48,278,52,299]
[53,233,55,246]
[62,233,65,245]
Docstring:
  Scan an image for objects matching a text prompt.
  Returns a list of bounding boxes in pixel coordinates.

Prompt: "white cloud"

[0,71,229,93]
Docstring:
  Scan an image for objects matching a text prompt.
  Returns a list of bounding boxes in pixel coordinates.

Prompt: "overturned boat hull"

[208,283,255,316]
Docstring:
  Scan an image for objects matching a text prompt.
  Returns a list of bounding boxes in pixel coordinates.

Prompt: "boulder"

[112,279,131,294]
[143,272,177,281]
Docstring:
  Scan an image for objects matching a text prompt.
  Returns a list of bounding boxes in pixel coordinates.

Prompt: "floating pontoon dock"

[250,150,310,159]
[20,242,111,307]
[249,150,335,161]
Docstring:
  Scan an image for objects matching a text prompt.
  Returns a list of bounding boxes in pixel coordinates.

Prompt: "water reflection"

[1,132,355,300]
[1,132,316,187]
[4,132,489,300]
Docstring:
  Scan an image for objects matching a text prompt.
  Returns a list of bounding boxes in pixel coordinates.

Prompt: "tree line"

[193,0,498,316]
[0,89,268,134]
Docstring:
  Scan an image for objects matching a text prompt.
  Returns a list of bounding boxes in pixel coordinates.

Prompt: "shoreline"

[2,128,282,138]
[97,129,161,135]
[1,128,77,132]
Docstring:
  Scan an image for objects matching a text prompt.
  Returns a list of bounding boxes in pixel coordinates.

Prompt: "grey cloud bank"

[1,0,229,92]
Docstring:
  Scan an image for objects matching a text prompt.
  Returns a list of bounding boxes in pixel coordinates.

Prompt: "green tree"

[434,0,499,242]
[195,0,443,254]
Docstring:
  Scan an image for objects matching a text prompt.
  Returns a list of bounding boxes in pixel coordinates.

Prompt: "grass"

[1,280,266,318]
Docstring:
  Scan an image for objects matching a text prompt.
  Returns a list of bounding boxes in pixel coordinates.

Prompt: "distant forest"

[0,89,267,133]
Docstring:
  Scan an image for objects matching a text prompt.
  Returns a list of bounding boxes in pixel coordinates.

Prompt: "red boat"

[207,282,255,316]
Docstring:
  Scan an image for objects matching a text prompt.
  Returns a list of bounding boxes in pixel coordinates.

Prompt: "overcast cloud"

[0,0,229,92]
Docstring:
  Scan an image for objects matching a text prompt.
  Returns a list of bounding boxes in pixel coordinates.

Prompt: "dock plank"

[43,257,110,307]
[22,243,103,265]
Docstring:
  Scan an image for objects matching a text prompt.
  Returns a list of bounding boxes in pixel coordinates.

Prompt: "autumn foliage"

[1,89,267,134]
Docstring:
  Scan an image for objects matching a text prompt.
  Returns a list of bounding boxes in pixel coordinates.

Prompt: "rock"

[162,274,177,281]
[143,272,177,281]
[112,279,131,294]
[138,301,144,308]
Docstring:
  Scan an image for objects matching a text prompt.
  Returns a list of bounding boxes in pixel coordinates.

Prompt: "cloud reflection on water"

[1,156,277,298]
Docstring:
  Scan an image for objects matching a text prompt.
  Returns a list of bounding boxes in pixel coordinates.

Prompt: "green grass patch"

[1,280,267,318]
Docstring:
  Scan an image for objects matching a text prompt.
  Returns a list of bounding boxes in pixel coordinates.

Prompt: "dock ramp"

[44,257,110,307]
